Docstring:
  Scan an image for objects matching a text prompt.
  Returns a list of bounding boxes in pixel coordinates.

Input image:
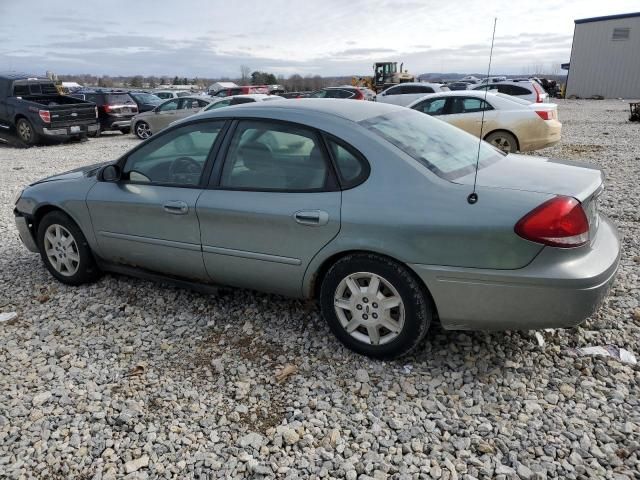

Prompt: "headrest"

[238,142,274,172]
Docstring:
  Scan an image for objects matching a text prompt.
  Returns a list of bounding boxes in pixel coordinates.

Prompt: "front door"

[197,119,341,296]
[87,120,225,280]
[149,98,181,132]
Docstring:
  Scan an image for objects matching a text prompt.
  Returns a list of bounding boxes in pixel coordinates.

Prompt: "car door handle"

[294,210,329,226]
[163,201,188,215]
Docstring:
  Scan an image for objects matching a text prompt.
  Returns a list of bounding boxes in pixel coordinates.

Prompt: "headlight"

[13,188,23,205]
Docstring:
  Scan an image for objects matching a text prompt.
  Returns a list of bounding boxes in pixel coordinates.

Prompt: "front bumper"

[42,123,99,137]
[14,213,39,253]
[410,215,620,330]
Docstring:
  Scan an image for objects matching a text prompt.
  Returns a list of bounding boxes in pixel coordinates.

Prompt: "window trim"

[321,134,370,190]
[208,118,341,193]
[113,118,231,189]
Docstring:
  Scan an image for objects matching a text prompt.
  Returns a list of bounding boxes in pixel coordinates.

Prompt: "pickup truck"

[0,73,99,145]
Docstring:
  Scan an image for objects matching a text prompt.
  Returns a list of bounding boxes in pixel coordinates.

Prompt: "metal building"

[566,12,640,99]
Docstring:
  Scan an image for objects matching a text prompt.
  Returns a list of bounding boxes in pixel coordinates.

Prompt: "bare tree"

[240,65,251,85]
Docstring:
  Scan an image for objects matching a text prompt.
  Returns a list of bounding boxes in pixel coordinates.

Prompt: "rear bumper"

[409,215,620,330]
[14,213,39,253]
[42,123,99,137]
[519,120,562,151]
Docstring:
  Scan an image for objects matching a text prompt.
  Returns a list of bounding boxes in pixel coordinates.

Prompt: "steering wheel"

[169,156,201,182]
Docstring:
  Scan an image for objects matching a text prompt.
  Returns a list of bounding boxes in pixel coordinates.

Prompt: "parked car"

[446,82,472,91]
[0,73,98,145]
[13,100,619,359]
[212,85,270,97]
[154,90,193,100]
[307,87,367,100]
[130,96,212,139]
[476,76,507,86]
[408,90,561,153]
[473,80,548,103]
[128,91,163,113]
[377,82,450,107]
[202,94,285,111]
[338,85,376,101]
[70,89,138,135]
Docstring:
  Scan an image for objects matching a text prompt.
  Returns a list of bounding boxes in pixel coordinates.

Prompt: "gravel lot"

[1,100,639,480]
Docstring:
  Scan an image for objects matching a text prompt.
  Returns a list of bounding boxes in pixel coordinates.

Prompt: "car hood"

[30,162,109,185]
[455,154,603,201]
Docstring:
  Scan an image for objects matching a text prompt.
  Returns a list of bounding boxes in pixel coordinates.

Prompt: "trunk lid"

[455,154,603,202]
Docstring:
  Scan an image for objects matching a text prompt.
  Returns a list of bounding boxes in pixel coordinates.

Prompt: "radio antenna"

[468,17,497,205]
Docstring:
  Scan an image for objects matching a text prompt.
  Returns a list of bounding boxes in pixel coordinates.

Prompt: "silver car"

[131,96,213,139]
[13,100,620,359]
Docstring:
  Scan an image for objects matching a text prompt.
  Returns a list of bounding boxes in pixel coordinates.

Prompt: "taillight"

[38,110,51,123]
[532,83,544,103]
[535,110,552,120]
[103,105,112,113]
[354,90,364,100]
[515,196,589,247]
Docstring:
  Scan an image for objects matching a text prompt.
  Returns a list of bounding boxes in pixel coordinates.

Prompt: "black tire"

[37,211,101,286]
[119,127,131,134]
[484,130,518,153]
[15,118,40,146]
[319,253,431,359]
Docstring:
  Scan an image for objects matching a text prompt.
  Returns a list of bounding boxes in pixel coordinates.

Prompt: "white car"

[154,90,193,100]
[376,82,449,107]
[408,90,561,153]
[473,80,548,104]
[202,94,285,111]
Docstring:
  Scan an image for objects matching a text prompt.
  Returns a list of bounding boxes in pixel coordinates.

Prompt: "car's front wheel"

[37,211,101,286]
[135,121,152,139]
[320,253,431,359]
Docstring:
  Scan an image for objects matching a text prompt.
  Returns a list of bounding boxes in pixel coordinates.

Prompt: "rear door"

[197,119,341,296]
[87,120,226,280]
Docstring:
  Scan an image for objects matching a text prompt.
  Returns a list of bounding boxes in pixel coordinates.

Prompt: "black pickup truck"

[0,73,99,145]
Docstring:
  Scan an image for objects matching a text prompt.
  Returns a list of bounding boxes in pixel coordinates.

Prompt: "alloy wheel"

[44,224,80,276]
[333,272,405,346]
[490,136,514,153]
[17,121,32,143]
[135,122,151,139]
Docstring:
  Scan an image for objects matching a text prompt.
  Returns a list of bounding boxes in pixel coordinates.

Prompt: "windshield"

[359,109,503,180]
[131,92,162,105]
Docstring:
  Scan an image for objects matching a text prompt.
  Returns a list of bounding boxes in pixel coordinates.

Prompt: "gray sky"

[0,0,638,77]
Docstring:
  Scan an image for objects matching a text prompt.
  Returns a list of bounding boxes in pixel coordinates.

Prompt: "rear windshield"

[359,109,503,180]
[13,81,58,96]
[106,94,135,105]
[130,92,162,104]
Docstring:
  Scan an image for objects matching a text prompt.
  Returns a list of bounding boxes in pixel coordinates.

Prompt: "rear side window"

[327,138,368,188]
[383,86,401,96]
[229,97,256,105]
[459,97,493,113]
[13,84,30,96]
[413,98,446,115]
[407,85,434,94]
[220,121,331,191]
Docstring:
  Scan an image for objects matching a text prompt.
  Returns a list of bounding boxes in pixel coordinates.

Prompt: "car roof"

[214,93,275,101]
[192,98,403,123]
[391,82,444,87]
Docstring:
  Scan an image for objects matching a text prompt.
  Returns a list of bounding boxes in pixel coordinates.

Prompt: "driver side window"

[158,99,179,112]
[123,122,224,186]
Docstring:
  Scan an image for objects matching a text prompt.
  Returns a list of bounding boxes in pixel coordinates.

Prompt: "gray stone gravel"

[1,102,639,479]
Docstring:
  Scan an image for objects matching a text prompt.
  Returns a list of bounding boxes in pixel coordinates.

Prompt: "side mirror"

[101,164,121,182]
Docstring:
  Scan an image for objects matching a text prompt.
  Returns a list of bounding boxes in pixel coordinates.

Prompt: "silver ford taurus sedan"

[13,100,620,358]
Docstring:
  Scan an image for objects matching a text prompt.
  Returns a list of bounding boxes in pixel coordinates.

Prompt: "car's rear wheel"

[16,118,40,146]
[320,253,431,359]
[485,131,518,153]
[37,211,101,286]
[135,121,152,139]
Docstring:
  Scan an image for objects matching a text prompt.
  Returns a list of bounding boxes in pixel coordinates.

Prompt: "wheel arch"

[307,249,439,320]
[483,128,520,151]
[31,204,83,238]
